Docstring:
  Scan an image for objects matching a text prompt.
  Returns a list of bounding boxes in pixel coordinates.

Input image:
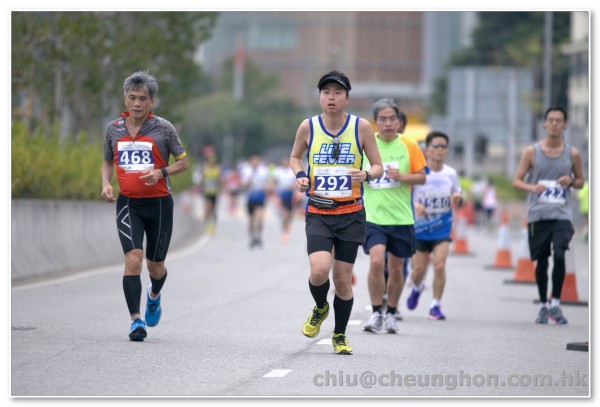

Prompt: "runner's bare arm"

[349,118,382,183]
[559,147,584,189]
[290,119,310,192]
[512,146,544,193]
[139,156,190,185]
[101,160,116,202]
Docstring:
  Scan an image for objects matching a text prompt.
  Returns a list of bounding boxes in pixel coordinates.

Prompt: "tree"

[175,57,305,164]
[427,12,571,117]
[11,11,217,141]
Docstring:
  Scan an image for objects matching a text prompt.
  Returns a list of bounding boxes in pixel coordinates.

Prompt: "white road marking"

[12,234,211,292]
[263,369,292,378]
[347,320,362,325]
[316,339,330,345]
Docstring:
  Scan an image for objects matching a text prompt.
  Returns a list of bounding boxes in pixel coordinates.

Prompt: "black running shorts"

[415,238,452,253]
[116,194,174,262]
[527,219,574,260]
[305,208,365,263]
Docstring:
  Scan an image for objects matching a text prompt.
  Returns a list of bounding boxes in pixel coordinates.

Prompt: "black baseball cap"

[317,72,351,92]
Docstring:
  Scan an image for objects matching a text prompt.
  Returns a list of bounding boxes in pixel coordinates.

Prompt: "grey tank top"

[526,142,573,222]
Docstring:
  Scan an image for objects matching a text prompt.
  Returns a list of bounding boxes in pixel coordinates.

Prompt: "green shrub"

[11,122,193,200]
[488,174,527,201]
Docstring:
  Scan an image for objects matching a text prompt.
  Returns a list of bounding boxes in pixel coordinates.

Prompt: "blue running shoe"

[535,307,549,324]
[549,306,567,324]
[428,305,446,320]
[407,288,422,310]
[129,318,147,341]
[145,284,162,327]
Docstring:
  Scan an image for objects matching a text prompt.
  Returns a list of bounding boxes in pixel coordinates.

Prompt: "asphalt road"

[11,195,590,398]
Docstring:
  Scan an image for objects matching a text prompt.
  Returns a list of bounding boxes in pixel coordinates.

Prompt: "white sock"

[430,299,441,308]
[550,298,560,308]
[541,302,550,309]
[409,278,424,292]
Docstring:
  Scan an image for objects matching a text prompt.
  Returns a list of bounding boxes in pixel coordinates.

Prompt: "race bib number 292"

[314,167,352,198]
[117,141,155,173]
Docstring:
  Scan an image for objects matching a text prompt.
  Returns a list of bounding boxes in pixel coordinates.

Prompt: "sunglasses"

[332,136,340,159]
[430,143,448,149]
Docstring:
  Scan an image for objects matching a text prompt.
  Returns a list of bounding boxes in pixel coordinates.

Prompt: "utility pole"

[543,11,553,110]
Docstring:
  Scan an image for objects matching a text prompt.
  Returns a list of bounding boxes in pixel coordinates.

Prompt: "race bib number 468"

[117,141,155,173]
[314,167,352,198]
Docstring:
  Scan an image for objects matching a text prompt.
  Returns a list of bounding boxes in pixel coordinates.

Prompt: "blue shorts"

[363,222,415,259]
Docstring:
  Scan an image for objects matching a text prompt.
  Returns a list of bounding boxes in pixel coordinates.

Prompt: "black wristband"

[296,170,307,179]
[161,167,168,179]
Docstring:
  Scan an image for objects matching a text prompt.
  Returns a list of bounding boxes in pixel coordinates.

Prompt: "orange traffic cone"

[559,248,588,306]
[451,207,471,255]
[504,217,535,284]
[485,210,513,270]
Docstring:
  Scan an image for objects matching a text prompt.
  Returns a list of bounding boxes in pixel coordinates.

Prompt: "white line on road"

[263,369,292,378]
[316,339,330,345]
[12,234,211,292]
[347,320,362,325]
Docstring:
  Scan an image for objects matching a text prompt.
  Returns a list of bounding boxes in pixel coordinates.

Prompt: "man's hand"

[531,183,547,194]
[101,183,116,202]
[139,169,162,186]
[296,176,309,193]
[348,168,368,183]
[557,175,573,189]
[414,202,427,218]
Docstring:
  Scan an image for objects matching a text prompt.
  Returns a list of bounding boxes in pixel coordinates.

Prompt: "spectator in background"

[577,181,589,242]
[274,156,298,243]
[482,179,498,227]
[224,164,242,216]
[240,153,271,249]
[470,176,486,226]
[200,154,222,234]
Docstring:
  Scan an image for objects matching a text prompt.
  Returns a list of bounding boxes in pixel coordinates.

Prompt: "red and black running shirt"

[104,111,187,198]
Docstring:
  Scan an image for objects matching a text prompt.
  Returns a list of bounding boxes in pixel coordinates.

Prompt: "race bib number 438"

[117,141,155,173]
[314,167,352,198]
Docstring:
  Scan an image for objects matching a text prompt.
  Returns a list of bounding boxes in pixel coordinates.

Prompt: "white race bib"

[117,141,155,173]
[367,161,400,189]
[423,189,452,214]
[538,180,566,204]
[314,167,352,198]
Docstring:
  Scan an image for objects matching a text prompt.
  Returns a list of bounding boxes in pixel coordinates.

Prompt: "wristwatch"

[364,171,371,182]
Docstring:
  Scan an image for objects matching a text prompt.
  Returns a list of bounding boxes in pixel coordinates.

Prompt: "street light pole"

[543,11,553,110]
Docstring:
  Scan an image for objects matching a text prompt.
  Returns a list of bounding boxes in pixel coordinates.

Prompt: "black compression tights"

[535,255,566,303]
[123,275,142,316]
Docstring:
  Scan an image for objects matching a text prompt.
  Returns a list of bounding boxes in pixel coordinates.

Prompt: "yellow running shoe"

[332,333,352,355]
[302,303,329,337]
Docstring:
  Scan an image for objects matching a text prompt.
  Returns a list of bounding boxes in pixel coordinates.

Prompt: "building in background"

[561,11,589,178]
[199,11,476,131]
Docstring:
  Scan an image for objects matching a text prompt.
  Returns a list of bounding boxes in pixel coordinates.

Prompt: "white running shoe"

[363,312,383,333]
